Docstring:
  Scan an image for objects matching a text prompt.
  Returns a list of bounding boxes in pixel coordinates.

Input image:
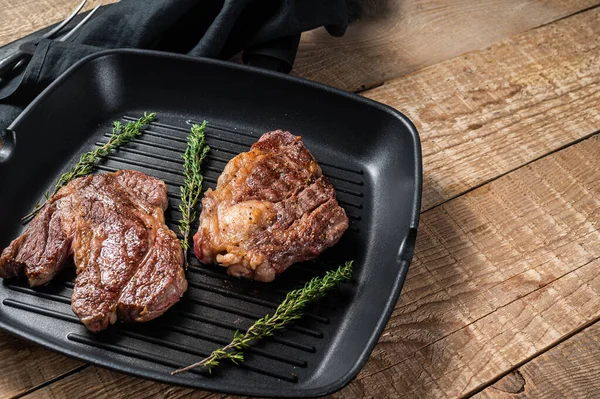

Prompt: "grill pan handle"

[242,35,301,74]
[0,128,16,163]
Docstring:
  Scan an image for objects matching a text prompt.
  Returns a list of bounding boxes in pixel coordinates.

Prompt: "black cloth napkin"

[0,0,352,132]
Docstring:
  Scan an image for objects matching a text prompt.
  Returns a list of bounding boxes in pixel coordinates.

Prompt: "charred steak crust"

[0,170,187,332]
[193,130,349,282]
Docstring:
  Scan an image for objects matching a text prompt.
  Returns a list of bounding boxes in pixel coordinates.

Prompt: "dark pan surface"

[0,50,421,397]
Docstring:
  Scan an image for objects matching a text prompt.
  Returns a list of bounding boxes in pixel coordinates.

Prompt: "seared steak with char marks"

[194,130,349,282]
[0,170,187,332]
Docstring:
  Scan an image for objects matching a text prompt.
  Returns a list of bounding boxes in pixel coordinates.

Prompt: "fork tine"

[42,0,88,40]
[58,3,102,42]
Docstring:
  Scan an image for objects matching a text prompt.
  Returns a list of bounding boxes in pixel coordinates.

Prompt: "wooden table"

[1,1,599,398]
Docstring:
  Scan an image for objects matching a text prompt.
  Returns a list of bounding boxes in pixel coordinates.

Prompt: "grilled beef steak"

[0,170,187,332]
[194,130,349,282]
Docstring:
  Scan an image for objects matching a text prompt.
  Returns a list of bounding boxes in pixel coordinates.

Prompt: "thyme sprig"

[178,122,210,268]
[172,261,354,375]
[21,112,155,222]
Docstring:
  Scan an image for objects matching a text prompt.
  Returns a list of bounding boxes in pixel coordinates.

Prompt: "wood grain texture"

[294,0,600,91]
[0,330,83,399]
[474,322,600,399]
[21,366,223,399]
[363,6,600,210]
[334,134,600,398]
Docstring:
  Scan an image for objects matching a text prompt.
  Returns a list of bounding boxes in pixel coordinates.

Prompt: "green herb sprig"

[172,261,354,375]
[178,122,210,267]
[21,112,155,222]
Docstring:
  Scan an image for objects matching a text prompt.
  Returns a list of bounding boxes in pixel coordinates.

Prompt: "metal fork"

[0,0,102,78]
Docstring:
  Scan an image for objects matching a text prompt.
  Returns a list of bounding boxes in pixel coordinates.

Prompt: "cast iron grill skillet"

[0,50,421,397]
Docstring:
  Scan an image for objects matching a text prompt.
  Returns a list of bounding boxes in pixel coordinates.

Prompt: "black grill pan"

[0,50,421,397]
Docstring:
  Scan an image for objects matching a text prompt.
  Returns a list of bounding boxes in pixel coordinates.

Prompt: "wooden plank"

[1,0,597,93]
[473,321,600,398]
[294,0,600,91]
[331,134,600,398]
[16,127,599,399]
[363,6,600,210]
[21,366,222,399]
[0,0,118,48]
[0,330,83,399]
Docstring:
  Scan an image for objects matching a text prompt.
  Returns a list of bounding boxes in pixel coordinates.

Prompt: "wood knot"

[491,370,526,394]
